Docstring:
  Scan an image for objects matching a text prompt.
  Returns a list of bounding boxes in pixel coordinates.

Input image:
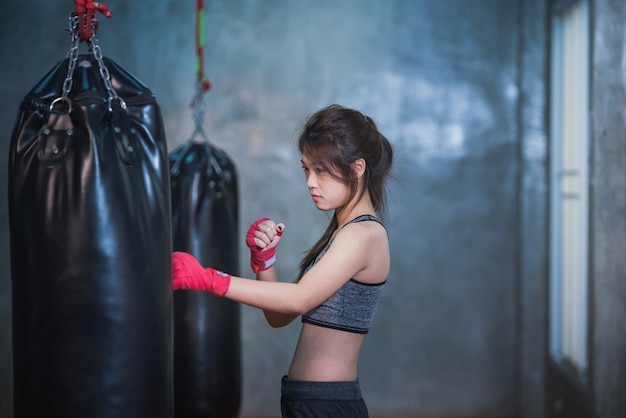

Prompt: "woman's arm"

[262,309,299,328]
[255,268,299,327]
[172,221,384,322]
[225,224,376,313]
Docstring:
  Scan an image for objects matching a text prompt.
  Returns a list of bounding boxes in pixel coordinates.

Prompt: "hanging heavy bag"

[170,141,241,418]
[8,16,173,418]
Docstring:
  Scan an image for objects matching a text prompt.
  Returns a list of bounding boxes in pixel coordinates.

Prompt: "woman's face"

[301,155,350,211]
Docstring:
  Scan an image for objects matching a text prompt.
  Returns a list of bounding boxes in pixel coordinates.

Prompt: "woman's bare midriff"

[287,322,366,381]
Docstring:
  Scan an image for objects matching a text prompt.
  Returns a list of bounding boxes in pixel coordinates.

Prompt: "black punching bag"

[8,53,173,418]
[170,141,241,417]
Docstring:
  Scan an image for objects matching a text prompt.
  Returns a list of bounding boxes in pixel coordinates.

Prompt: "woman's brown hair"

[297,104,393,279]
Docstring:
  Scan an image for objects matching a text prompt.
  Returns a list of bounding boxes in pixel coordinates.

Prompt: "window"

[549,0,589,377]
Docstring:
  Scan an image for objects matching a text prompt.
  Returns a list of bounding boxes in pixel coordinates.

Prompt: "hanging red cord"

[195,0,212,92]
[74,0,113,42]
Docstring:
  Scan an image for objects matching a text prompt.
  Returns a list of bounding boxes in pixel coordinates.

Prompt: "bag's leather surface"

[170,142,241,418]
[8,54,173,418]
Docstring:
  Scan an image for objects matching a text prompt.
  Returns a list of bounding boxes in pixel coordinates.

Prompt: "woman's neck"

[335,195,376,229]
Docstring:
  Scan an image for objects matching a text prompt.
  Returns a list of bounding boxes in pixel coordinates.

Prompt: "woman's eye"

[301,165,309,172]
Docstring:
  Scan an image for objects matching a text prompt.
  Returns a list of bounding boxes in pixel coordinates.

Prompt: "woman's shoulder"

[334,215,388,250]
[334,217,389,283]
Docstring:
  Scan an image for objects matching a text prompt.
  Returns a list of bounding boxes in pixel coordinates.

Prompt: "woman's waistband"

[280,375,362,401]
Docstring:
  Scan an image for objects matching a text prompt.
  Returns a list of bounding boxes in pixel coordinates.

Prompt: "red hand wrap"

[246,217,278,273]
[171,252,231,296]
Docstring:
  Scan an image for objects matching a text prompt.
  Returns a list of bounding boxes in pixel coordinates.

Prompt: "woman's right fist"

[245,217,285,273]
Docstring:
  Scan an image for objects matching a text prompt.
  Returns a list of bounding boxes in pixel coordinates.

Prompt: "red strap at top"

[74,0,113,42]
[195,0,211,91]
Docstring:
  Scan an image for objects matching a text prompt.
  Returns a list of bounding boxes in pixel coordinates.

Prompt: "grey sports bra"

[301,215,387,334]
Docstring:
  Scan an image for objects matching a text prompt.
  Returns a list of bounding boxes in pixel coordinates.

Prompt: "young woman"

[172,104,394,417]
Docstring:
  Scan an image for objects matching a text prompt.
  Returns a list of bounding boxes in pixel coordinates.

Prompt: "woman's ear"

[353,158,366,178]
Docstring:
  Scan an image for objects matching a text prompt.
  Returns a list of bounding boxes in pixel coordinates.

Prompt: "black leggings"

[280,375,369,418]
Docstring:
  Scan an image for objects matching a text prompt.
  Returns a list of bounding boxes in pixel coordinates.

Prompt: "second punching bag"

[170,141,241,418]
[8,39,173,418]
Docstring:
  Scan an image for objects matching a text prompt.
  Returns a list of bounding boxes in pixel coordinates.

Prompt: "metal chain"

[89,33,125,112]
[62,14,80,101]
[52,13,123,114]
[192,82,207,135]
[49,14,81,113]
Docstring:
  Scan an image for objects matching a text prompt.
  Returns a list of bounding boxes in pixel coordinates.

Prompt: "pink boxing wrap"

[246,217,280,273]
[171,252,231,296]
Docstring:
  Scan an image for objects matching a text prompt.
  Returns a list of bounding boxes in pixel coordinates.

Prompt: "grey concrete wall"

[589,1,626,417]
[517,1,549,417]
[0,1,549,417]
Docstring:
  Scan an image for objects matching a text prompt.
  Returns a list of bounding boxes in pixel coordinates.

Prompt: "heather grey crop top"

[301,215,387,334]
